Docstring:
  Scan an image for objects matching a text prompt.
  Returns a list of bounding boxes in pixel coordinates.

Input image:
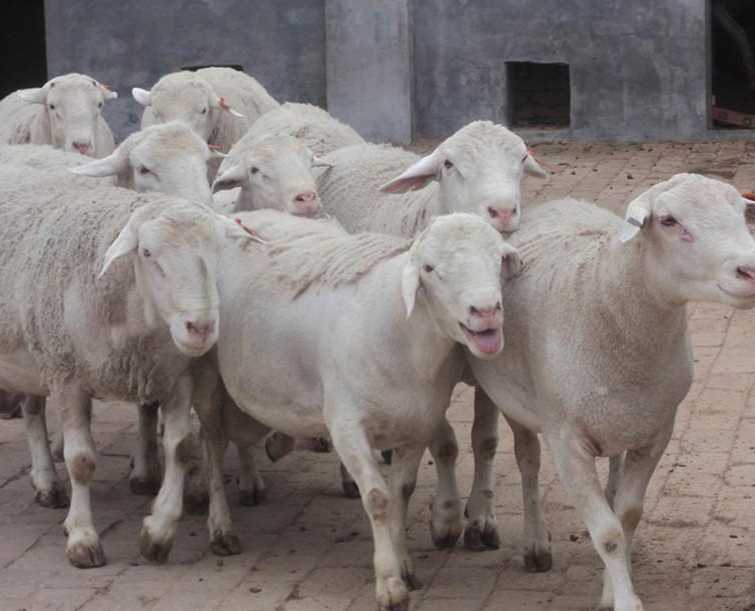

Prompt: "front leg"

[328,411,410,611]
[547,431,643,611]
[599,426,672,610]
[22,395,68,508]
[140,375,193,563]
[428,417,463,548]
[390,445,425,591]
[129,402,162,496]
[54,384,105,568]
[464,388,501,551]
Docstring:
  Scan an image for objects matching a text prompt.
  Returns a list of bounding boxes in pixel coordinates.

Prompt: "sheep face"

[402,213,522,359]
[73,122,214,204]
[382,121,546,233]
[621,174,755,308]
[133,74,239,143]
[99,203,254,357]
[213,135,326,217]
[21,75,116,157]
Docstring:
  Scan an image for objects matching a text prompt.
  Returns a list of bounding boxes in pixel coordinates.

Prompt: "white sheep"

[244,102,364,157]
[0,160,257,568]
[133,67,279,155]
[466,175,755,611]
[316,120,547,544]
[319,120,546,235]
[190,210,521,610]
[0,73,117,157]
[212,133,333,216]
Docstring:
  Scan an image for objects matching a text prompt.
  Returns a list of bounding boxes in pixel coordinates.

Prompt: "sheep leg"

[237,443,266,506]
[390,445,425,591]
[55,384,105,568]
[202,423,241,555]
[599,428,671,610]
[507,416,551,571]
[463,388,500,551]
[428,417,463,548]
[140,375,193,563]
[329,419,410,611]
[22,395,69,508]
[129,402,162,496]
[547,432,643,611]
[605,453,624,509]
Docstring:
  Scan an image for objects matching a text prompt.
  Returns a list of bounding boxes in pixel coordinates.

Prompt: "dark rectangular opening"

[506,62,570,128]
[181,64,244,72]
[0,0,47,98]
[711,0,755,128]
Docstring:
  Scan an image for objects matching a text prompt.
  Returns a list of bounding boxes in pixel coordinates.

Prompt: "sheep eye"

[521,154,528,163]
[660,216,678,227]
[139,166,151,176]
[142,248,151,258]
[49,104,55,110]
[201,107,207,115]
[250,167,259,175]
[97,101,103,108]
[423,264,434,273]
[443,160,453,170]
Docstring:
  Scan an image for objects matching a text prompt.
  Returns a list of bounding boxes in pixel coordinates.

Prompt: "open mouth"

[460,323,502,354]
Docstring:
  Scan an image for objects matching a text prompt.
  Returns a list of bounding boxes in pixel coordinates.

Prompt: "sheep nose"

[72,141,92,155]
[469,302,502,318]
[293,190,320,215]
[487,206,516,224]
[736,265,755,283]
[185,320,215,339]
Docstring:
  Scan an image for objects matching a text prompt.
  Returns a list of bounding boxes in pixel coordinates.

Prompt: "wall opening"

[710,0,755,129]
[0,0,47,98]
[506,62,570,128]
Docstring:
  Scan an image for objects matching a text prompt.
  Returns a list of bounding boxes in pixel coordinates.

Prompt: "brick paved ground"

[2,140,755,611]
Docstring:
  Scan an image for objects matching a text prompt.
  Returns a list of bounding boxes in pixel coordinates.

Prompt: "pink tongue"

[474,330,501,353]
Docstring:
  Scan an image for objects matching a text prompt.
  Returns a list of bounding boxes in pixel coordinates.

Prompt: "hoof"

[139,527,173,563]
[67,540,106,569]
[377,577,410,611]
[183,492,209,516]
[265,432,294,463]
[430,522,462,549]
[129,476,161,496]
[342,479,360,499]
[34,482,69,509]
[310,437,332,453]
[210,530,242,556]
[381,449,393,465]
[524,547,553,572]
[463,522,500,551]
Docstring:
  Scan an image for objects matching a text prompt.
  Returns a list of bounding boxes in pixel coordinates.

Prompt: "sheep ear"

[312,157,334,169]
[524,151,547,178]
[224,217,267,244]
[401,260,420,318]
[500,243,523,280]
[132,87,151,107]
[212,163,246,193]
[619,195,652,243]
[380,151,441,193]
[216,96,245,118]
[70,151,127,178]
[19,87,47,105]
[99,220,139,278]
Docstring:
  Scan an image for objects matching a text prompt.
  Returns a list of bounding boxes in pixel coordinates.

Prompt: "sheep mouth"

[717,283,755,304]
[460,323,503,355]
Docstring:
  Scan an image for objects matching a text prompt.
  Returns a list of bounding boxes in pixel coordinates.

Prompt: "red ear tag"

[219,96,231,111]
[235,218,261,238]
[743,191,755,202]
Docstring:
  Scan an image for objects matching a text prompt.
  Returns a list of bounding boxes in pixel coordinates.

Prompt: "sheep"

[244,102,364,157]
[319,120,546,235]
[133,67,279,158]
[0,161,257,568]
[212,133,333,216]
[316,120,547,543]
[464,174,755,611]
[190,210,522,610]
[0,73,117,157]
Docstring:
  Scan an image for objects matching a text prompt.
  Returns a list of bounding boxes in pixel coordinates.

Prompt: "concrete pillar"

[325,0,413,144]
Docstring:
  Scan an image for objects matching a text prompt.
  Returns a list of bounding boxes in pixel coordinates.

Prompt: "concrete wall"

[413,0,709,140]
[44,0,326,140]
[44,0,729,143]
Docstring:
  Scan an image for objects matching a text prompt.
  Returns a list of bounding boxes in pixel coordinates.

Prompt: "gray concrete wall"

[326,0,414,143]
[413,0,709,140]
[44,0,326,141]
